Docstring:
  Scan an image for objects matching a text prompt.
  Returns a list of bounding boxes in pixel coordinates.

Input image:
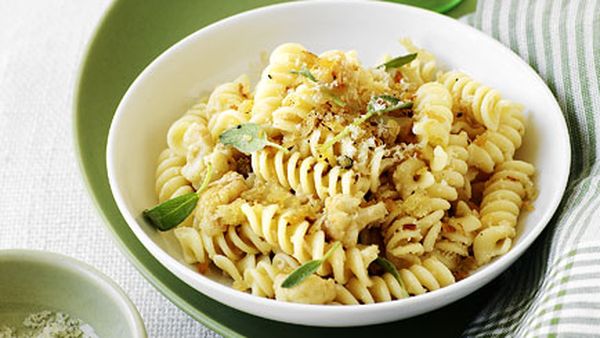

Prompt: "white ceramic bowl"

[107,0,570,327]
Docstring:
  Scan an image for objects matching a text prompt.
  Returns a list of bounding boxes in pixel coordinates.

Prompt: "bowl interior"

[107,1,570,327]
[0,251,145,338]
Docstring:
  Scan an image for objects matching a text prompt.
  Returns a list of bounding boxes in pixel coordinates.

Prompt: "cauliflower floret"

[274,274,336,304]
[213,198,246,227]
[194,172,248,235]
[241,179,321,223]
[359,244,380,268]
[183,144,235,189]
[241,179,293,205]
[324,195,388,247]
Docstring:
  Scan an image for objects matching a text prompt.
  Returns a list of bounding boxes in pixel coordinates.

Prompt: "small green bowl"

[0,250,146,338]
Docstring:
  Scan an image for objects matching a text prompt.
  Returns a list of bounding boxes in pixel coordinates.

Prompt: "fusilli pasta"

[439,71,523,133]
[251,149,370,200]
[250,43,315,125]
[149,41,536,306]
[155,149,194,203]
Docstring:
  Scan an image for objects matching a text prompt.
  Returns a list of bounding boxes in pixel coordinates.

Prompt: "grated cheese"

[0,311,98,338]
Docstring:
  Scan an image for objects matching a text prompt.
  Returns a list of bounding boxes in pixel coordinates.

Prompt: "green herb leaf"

[374,257,400,280]
[291,66,317,82]
[219,123,288,154]
[368,94,397,109]
[375,257,409,298]
[318,96,412,153]
[143,192,199,231]
[322,241,341,261]
[377,53,418,70]
[330,95,347,107]
[320,87,346,108]
[281,260,323,288]
[282,242,341,288]
[197,162,213,193]
[143,163,213,232]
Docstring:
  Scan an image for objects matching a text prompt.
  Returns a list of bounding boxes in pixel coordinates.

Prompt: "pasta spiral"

[412,82,454,148]
[251,43,315,125]
[207,109,249,141]
[445,133,470,196]
[334,273,407,304]
[166,103,212,156]
[218,253,336,303]
[392,157,435,199]
[383,214,425,263]
[203,75,253,140]
[439,71,521,132]
[399,257,455,295]
[240,202,379,286]
[421,132,470,202]
[383,192,451,265]
[480,160,535,229]
[212,254,298,296]
[399,38,438,87]
[467,107,526,173]
[439,133,469,185]
[251,149,370,199]
[165,101,240,188]
[298,130,388,194]
[173,224,271,265]
[451,117,485,139]
[206,74,252,115]
[405,193,449,248]
[472,161,534,265]
[433,201,482,270]
[155,149,194,203]
[219,254,281,296]
[473,224,515,266]
[240,202,315,262]
[272,84,319,136]
[297,128,337,160]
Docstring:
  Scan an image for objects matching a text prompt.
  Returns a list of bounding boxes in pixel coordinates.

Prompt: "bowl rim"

[106,0,571,326]
[0,249,147,337]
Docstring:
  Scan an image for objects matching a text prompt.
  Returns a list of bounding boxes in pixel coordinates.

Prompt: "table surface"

[0,1,477,337]
[0,1,219,337]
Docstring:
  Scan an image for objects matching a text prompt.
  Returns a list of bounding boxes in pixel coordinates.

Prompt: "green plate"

[74,1,485,337]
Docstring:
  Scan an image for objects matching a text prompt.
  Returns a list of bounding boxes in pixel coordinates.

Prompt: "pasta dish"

[145,40,536,305]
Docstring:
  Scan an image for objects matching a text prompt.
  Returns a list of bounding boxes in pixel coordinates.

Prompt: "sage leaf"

[291,66,317,82]
[374,257,400,280]
[197,162,213,193]
[330,95,347,107]
[378,53,418,70]
[322,241,341,261]
[282,242,341,288]
[219,123,288,154]
[319,96,412,153]
[143,192,199,231]
[375,257,409,298]
[281,260,323,288]
[143,163,213,231]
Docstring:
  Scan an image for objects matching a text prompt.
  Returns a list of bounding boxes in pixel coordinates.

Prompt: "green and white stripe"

[463,0,600,336]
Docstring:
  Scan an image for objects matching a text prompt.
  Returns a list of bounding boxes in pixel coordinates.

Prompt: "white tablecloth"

[0,1,220,337]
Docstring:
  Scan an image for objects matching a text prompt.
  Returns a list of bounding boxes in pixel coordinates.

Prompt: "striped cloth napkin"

[462,0,600,336]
